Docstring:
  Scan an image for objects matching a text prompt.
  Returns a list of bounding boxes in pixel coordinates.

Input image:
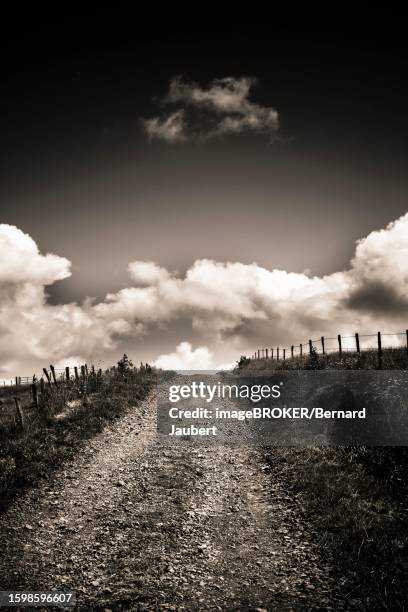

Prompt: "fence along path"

[1,362,153,434]
[251,329,408,369]
[2,365,95,388]
[3,361,150,388]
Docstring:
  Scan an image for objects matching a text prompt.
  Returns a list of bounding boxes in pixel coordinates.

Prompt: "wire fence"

[1,362,151,389]
[1,365,95,388]
[0,361,154,436]
[251,330,408,368]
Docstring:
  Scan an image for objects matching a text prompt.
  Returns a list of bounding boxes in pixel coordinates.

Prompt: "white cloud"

[0,224,71,285]
[128,261,170,285]
[143,109,186,143]
[54,356,85,370]
[0,226,144,378]
[91,212,408,348]
[167,76,257,112]
[1,212,408,377]
[143,76,279,143]
[153,341,213,370]
[345,214,408,314]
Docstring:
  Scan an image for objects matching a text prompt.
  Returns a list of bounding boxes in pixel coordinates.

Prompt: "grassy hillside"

[238,348,408,609]
[0,359,155,511]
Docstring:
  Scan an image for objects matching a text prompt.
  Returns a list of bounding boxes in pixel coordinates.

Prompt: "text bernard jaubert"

[165,382,365,436]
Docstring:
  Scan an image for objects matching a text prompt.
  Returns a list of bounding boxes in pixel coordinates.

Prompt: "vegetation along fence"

[0,360,153,434]
[250,330,408,369]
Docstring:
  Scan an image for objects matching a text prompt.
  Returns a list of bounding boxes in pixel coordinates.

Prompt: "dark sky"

[1,10,407,307]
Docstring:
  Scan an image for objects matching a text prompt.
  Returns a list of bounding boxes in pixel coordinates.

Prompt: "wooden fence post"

[283,348,286,360]
[31,383,38,410]
[338,334,342,357]
[355,332,360,354]
[406,330,408,357]
[291,345,294,358]
[50,365,58,386]
[81,365,86,378]
[277,347,280,361]
[309,339,313,354]
[265,348,268,359]
[300,343,302,357]
[42,368,51,385]
[85,364,89,376]
[378,331,383,369]
[74,366,79,381]
[65,366,70,381]
[321,336,325,355]
[14,397,24,431]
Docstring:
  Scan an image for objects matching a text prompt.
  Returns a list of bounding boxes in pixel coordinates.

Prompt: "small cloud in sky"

[142,76,279,143]
[153,341,213,370]
[143,109,186,144]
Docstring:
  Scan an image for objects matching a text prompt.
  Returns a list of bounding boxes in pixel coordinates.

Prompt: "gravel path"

[0,380,343,611]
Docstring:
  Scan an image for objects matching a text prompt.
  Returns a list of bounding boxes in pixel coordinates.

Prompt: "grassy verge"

[241,350,408,609]
[239,346,408,370]
[0,365,155,512]
[265,446,408,609]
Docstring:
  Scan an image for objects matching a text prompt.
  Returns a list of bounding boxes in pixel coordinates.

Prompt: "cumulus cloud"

[142,76,279,143]
[153,341,213,370]
[128,261,171,285]
[1,213,408,377]
[345,214,408,314]
[0,225,144,378]
[89,211,408,351]
[0,224,71,285]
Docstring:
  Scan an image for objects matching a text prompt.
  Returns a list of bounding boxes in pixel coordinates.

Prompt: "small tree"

[237,355,251,369]
[117,353,133,376]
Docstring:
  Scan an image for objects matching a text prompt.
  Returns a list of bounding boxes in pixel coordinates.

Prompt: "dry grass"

[265,446,408,609]
[0,366,155,511]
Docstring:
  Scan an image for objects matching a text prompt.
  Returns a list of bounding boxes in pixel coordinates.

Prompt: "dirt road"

[0,382,343,611]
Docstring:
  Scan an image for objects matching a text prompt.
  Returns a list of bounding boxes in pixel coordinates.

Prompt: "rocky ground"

[0,378,345,611]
